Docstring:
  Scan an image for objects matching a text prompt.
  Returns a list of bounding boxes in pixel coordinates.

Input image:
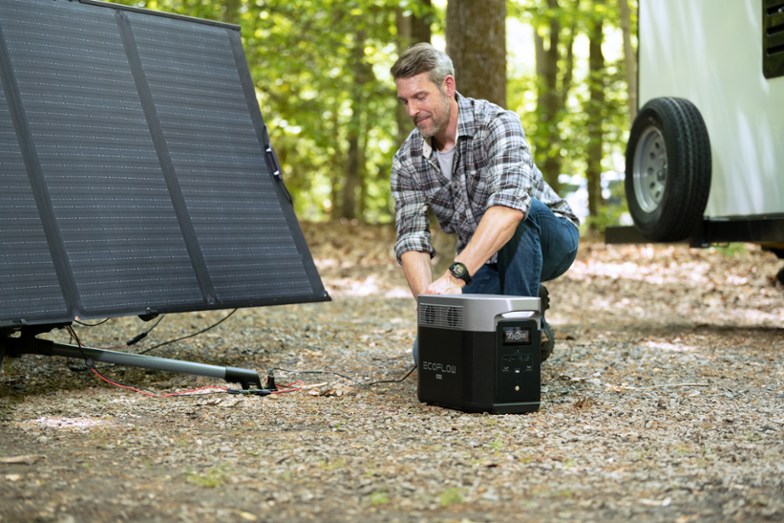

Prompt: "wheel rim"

[632,126,667,213]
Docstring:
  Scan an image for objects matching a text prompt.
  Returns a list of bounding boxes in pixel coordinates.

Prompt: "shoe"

[539,285,554,362]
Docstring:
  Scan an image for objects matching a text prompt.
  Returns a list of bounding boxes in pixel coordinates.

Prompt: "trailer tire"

[625,97,711,242]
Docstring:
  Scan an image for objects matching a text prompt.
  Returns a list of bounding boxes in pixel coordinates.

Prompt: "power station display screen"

[502,326,531,345]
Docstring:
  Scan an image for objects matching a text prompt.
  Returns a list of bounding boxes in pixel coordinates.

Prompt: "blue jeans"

[413,199,579,364]
[462,198,579,298]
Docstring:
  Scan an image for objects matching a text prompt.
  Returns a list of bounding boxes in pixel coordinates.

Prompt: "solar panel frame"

[0,0,329,328]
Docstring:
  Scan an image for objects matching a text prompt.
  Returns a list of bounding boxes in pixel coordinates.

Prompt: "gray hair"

[390,43,455,87]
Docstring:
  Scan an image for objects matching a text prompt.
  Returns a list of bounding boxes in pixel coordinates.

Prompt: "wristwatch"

[448,261,472,285]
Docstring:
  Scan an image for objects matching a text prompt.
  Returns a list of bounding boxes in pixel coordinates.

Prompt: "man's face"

[395,72,452,140]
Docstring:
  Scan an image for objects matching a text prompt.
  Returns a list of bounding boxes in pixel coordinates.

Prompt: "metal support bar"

[2,334,262,390]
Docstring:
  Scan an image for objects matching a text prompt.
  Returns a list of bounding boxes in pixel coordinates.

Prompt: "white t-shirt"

[436,146,456,182]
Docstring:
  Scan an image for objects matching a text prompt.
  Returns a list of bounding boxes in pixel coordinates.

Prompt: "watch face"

[450,262,467,278]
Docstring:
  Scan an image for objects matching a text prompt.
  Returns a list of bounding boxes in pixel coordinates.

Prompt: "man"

[389,43,579,363]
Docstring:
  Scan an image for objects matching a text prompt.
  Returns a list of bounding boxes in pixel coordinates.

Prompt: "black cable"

[126,315,165,346]
[74,318,110,327]
[64,324,90,372]
[63,325,120,377]
[64,314,414,393]
[136,309,237,355]
[362,365,417,387]
[64,310,235,373]
[270,364,416,388]
[269,367,364,384]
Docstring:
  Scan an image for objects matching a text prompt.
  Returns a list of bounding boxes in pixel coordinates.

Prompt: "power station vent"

[764,0,784,78]
[418,303,464,330]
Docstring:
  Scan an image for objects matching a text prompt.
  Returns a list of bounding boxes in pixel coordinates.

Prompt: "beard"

[415,92,451,139]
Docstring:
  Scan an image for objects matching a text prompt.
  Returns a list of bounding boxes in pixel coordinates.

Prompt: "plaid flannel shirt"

[390,93,578,264]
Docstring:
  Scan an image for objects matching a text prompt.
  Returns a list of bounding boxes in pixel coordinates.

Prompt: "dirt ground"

[1,222,783,523]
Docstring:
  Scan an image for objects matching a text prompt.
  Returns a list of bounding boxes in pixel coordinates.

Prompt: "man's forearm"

[403,206,523,297]
[454,205,524,276]
[400,250,433,298]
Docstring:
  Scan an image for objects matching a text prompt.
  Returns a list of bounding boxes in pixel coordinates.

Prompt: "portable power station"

[417,294,541,414]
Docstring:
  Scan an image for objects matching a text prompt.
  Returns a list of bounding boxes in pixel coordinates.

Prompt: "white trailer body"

[640,0,784,219]
[612,0,784,248]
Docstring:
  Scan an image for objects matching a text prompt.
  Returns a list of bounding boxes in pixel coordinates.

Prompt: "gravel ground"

[1,222,783,523]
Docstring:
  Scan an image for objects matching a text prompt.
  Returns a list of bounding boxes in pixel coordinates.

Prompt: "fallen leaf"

[573,397,594,410]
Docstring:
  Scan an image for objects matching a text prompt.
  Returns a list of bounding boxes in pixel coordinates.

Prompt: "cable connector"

[264,370,277,391]
[126,331,148,346]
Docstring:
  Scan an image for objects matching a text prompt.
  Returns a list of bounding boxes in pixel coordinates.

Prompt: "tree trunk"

[586,10,606,230]
[619,0,638,122]
[396,1,433,145]
[446,0,506,107]
[358,111,370,219]
[533,0,573,193]
[329,109,343,221]
[341,30,370,221]
[343,135,359,221]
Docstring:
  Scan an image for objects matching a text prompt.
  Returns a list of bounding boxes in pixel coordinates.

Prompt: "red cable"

[270,379,305,394]
[89,367,228,397]
[89,367,158,397]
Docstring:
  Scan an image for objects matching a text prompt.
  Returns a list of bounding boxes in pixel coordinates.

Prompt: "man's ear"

[443,75,456,97]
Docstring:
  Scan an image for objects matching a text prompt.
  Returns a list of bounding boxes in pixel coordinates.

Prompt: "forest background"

[109,0,637,233]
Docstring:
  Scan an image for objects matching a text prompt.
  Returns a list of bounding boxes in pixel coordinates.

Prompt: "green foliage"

[509,0,636,230]
[368,490,391,506]
[711,244,750,258]
[438,486,464,507]
[241,0,403,222]
[185,464,229,488]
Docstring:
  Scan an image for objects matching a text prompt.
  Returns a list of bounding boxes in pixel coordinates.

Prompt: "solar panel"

[0,0,329,328]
